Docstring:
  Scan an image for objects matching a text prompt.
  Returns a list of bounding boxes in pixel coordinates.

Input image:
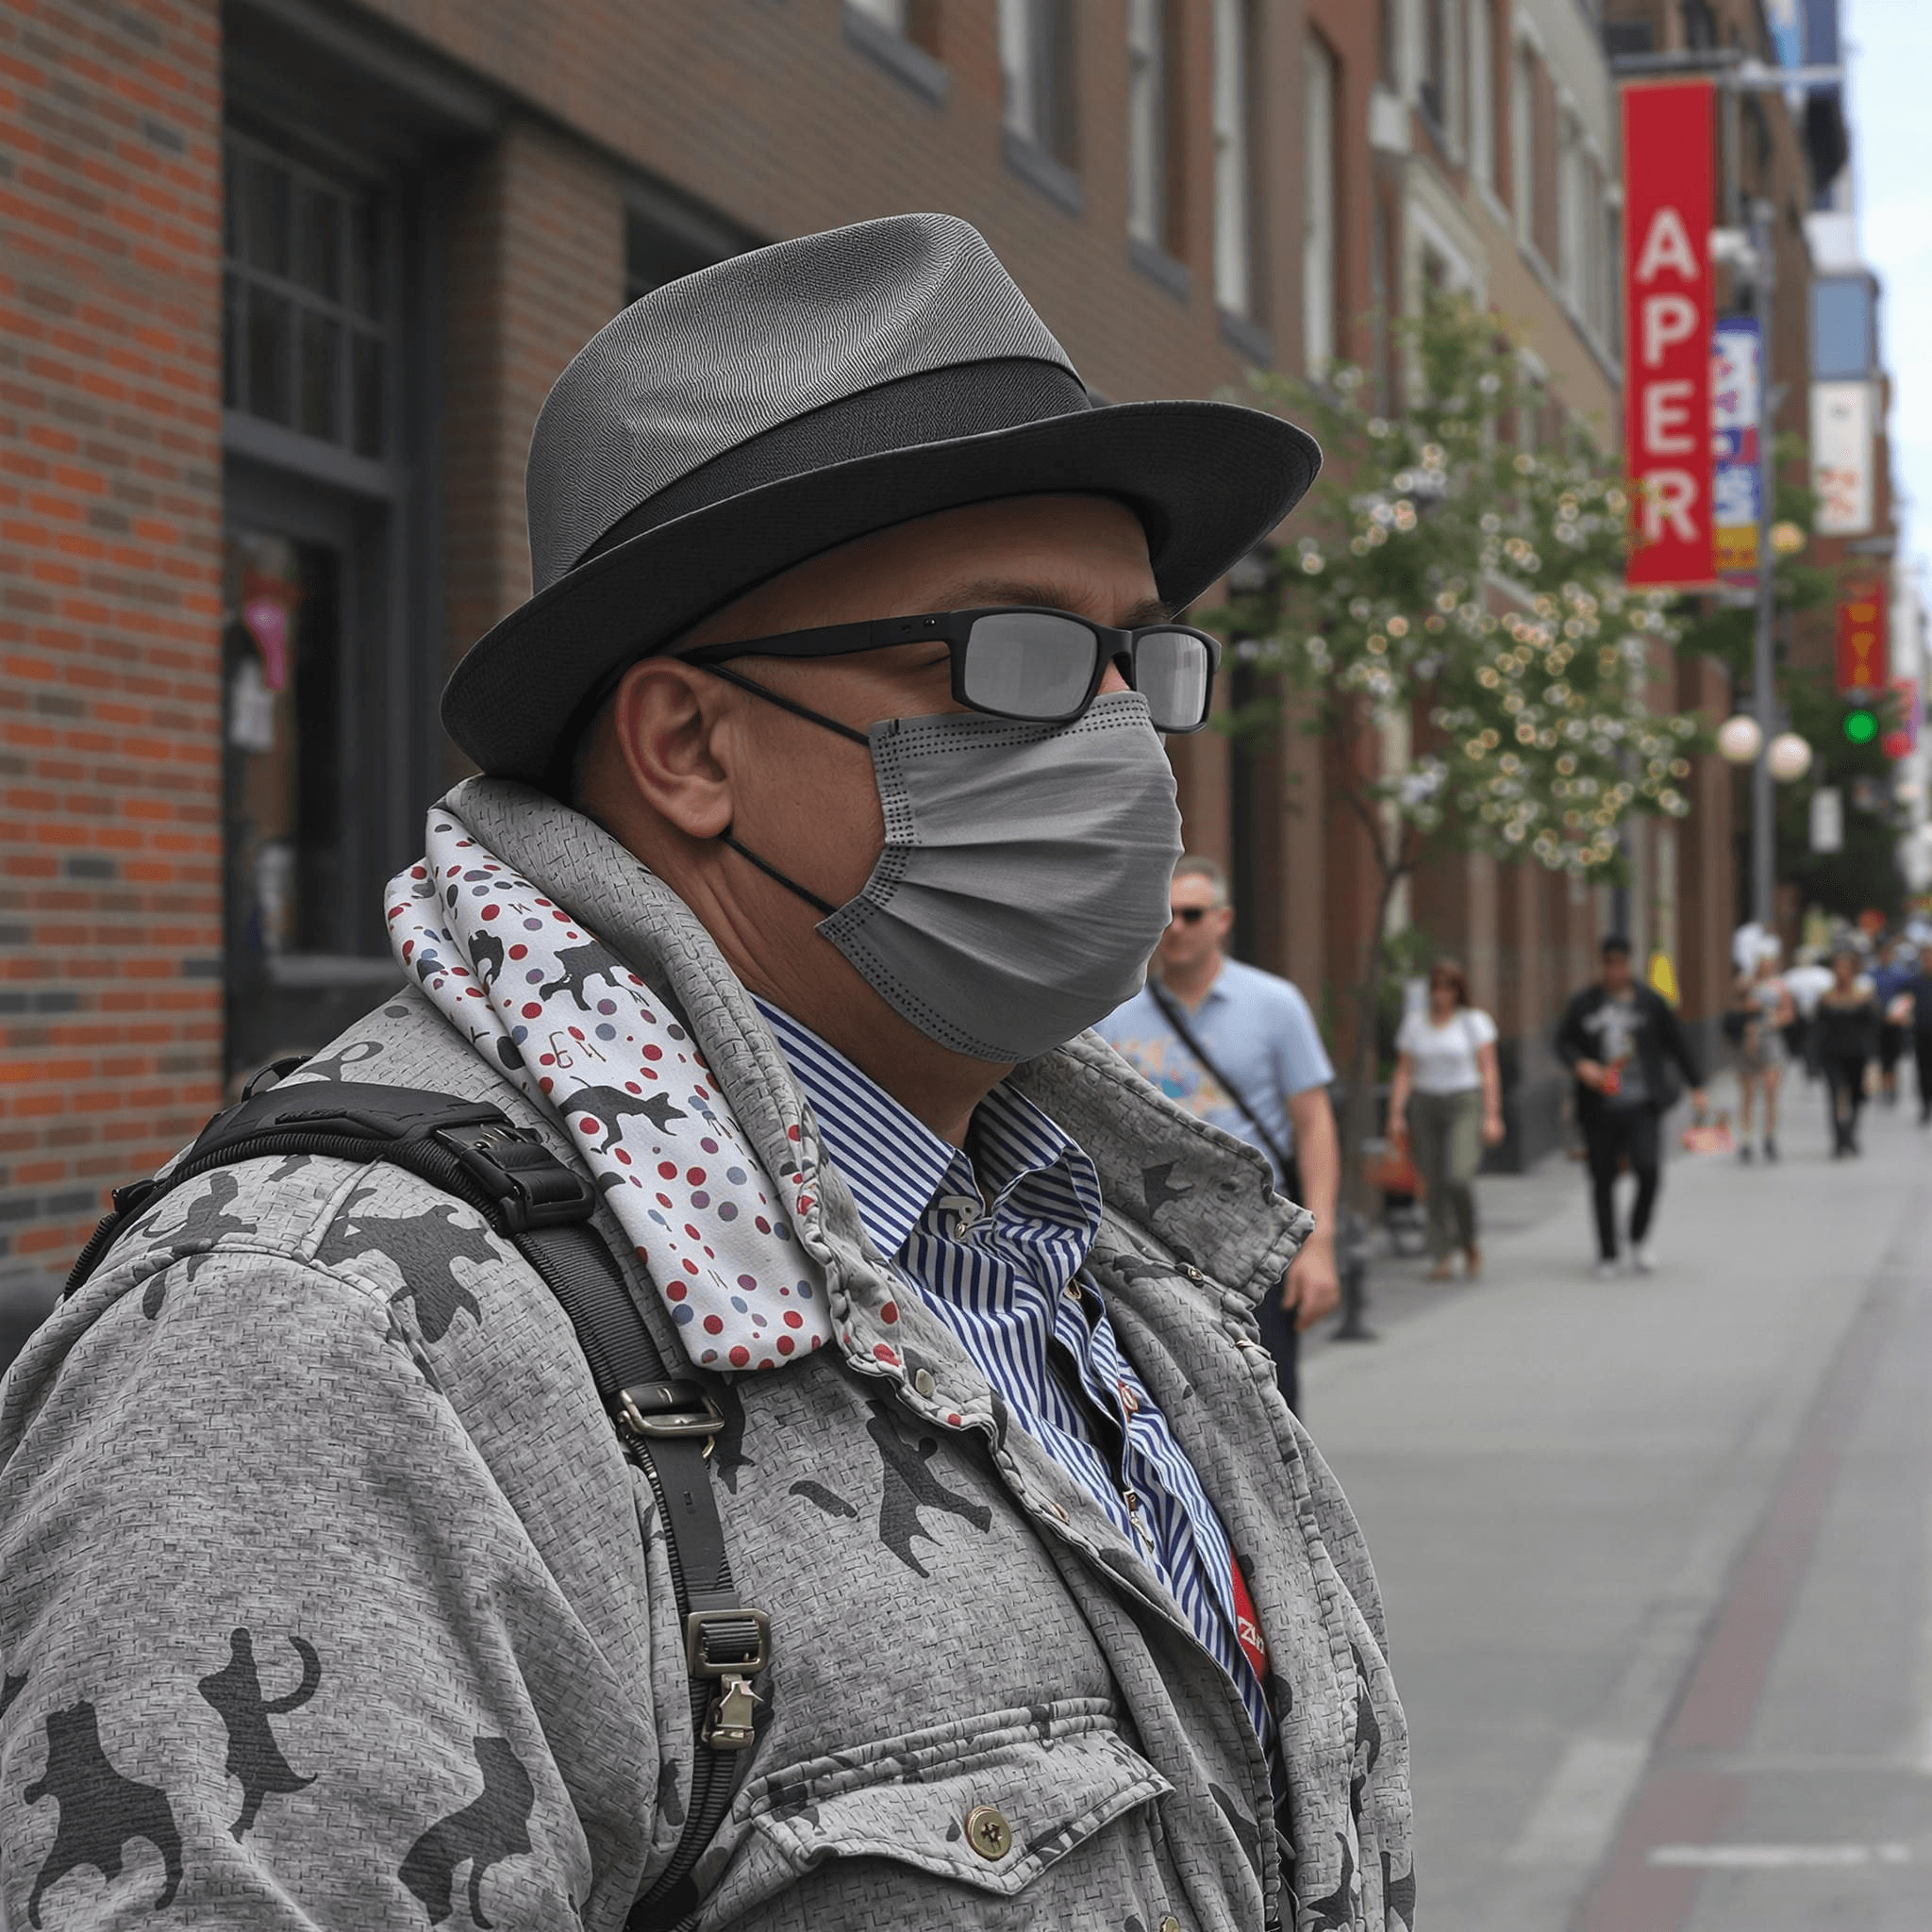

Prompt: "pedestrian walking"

[1817,945,1882,1157]
[1724,947,1794,1163]
[1555,935,1707,1277]
[1873,939,1914,1106]
[1095,857,1341,1416]
[0,217,1411,1928]
[1385,958,1505,1279]
[1784,945,1833,1079]
[1907,942,1932,1124]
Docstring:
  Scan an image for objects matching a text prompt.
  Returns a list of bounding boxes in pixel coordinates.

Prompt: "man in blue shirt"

[1096,856,1341,1411]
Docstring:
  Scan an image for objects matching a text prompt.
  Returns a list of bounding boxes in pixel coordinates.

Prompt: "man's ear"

[606,658,742,840]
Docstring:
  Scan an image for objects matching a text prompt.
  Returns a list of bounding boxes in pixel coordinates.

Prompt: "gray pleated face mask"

[720,689,1183,1061]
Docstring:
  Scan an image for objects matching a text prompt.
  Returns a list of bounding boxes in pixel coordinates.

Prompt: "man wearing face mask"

[0,218,1410,1932]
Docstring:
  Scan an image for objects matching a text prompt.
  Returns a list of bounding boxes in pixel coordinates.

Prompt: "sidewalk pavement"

[1297,1063,1932,1931]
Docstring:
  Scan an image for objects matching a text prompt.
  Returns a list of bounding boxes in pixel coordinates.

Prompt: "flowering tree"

[1209,294,1707,1194]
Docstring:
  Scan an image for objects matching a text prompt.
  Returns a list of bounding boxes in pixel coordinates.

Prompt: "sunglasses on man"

[683,606,1222,734]
[1169,906,1223,925]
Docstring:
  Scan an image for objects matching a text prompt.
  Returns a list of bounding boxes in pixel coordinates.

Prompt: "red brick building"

[0,0,1766,1274]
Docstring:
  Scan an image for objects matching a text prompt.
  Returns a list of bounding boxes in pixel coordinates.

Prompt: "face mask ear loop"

[693,661,872,747]
[719,832,842,918]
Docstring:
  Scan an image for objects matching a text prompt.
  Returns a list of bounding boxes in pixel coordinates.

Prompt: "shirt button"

[913,1368,936,1398]
[1159,1916,1183,1932]
[1180,1264,1204,1283]
[1062,1280,1083,1302]
[1118,1379,1141,1415]
[964,1804,1013,1859]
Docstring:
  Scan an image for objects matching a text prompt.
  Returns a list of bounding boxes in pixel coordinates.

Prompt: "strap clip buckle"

[613,1380,725,1441]
[685,1607,772,1679]
[432,1123,595,1232]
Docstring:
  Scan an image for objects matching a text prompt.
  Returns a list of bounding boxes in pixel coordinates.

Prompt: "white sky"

[1845,0,1932,575]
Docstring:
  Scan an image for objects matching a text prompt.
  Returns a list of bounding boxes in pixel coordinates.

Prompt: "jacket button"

[913,1368,936,1397]
[1159,1917,1183,1932]
[965,1804,1013,1859]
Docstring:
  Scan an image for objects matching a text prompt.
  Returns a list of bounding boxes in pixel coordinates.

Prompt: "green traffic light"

[1844,708,1878,744]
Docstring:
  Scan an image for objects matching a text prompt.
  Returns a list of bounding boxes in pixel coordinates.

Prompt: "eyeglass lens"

[1170,907,1208,924]
[959,613,1210,730]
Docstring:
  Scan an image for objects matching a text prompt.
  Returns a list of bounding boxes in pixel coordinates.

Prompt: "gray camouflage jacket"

[0,780,1412,1931]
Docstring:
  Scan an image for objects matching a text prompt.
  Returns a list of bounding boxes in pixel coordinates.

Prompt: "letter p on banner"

[1623,81,1716,588]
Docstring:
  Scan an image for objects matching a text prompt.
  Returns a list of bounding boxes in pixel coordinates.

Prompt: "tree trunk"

[1340,855,1408,1220]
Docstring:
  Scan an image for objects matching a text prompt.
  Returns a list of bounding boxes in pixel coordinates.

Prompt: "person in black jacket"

[1555,936,1707,1277]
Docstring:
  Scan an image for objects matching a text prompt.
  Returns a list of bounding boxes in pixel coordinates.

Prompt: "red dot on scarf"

[686,1167,706,1185]
[658,1161,677,1178]
[728,1345,750,1368]
[874,1344,899,1366]
[776,1334,794,1355]
[522,1003,541,1019]
[703,1314,723,1334]
[666,1280,687,1301]
[783,1310,803,1329]
[481,903,499,921]
[508,944,527,960]
[879,1301,898,1324]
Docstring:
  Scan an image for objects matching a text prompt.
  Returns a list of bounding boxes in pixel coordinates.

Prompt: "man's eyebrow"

[924,580,1175,628]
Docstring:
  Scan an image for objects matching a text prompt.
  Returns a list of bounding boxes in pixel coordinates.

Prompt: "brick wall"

[0,0,224,1274]
[441,114,625,776]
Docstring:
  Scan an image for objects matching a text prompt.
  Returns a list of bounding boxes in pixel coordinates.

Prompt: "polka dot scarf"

[385,810,836,1371]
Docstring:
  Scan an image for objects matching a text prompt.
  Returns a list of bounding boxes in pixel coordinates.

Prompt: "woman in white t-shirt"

[1388,959,1506,1279]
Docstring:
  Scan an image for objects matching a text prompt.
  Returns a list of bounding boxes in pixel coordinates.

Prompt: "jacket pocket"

[700,1699,1174,1926]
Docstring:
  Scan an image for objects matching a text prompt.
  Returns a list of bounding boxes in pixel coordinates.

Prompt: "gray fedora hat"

[441,212,1320,782]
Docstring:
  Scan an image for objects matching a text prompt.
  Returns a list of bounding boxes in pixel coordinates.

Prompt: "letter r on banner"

[1623,81,1716,588]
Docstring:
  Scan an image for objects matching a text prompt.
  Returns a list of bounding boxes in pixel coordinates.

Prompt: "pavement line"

[1505,1736,1649,1870]
[1645,1842,1913,1869]
[1573,1179,1932,1932]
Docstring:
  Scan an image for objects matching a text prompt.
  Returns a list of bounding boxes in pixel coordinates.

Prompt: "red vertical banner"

[1623,81,1716,587]
[1835,578,1889,692]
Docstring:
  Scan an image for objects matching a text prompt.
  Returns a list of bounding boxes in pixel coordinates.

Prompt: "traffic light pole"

[1750,195,1777,932]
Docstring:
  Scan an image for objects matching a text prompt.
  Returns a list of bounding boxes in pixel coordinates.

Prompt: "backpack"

[67,1070,767,1932]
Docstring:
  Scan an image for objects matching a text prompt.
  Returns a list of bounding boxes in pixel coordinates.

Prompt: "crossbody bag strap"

[1144,976,1296,1181]
[67,1076,766,1932]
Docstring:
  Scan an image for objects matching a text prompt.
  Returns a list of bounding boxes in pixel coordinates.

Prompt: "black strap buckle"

[613,1380,726,1441]
[685,1607,772,1678]
[432,1123,595,1232]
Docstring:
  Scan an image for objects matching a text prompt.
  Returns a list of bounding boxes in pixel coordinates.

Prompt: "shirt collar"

[755,999,1096,1260]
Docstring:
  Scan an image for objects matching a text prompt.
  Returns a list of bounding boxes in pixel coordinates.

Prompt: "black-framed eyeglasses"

[682,606,1223,733]
[1169,906,1216,925]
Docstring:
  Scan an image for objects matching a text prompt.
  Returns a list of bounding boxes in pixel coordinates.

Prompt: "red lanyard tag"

[1229,1554,1269,1683]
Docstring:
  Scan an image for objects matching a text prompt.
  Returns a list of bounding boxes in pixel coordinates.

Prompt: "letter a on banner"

[1623,81,1716,588]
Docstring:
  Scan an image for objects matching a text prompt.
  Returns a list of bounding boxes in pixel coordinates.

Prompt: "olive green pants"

[1407,1087,1483,1261]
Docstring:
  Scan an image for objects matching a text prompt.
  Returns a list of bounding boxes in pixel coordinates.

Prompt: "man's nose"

[1099,661,1132,697]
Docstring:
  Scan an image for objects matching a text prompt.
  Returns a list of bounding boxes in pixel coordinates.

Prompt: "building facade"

[5,0,1797,1270]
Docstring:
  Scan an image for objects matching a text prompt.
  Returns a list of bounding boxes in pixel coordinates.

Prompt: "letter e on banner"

[1623,81,1716,588]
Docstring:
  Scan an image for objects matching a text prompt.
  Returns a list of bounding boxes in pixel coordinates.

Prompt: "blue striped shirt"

[758,1001,1275,1759]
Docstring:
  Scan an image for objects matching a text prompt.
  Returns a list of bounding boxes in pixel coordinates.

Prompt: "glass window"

[1000,0,1075,164]
[1303,32,1338,374]
[1126,0,1166,247]
[1811,276,1874,379]
[1420,0,1448,129]
[224,134,388,458]
[1213,0,1254,316]
[1513,45,1535,240]
[1468,0,1493,190]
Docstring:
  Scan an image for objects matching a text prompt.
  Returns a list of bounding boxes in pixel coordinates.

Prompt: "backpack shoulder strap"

[68,1077,765,1929]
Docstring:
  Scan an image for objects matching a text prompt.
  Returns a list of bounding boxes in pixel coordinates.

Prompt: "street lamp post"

[1748,193,1778,932]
